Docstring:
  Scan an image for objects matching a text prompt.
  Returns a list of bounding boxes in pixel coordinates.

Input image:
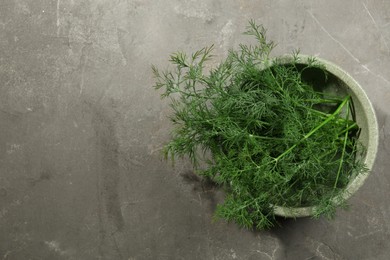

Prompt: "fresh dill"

[153,20,367,229]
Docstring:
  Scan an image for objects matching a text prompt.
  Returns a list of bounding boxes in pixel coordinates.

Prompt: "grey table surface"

[1,1,389,259]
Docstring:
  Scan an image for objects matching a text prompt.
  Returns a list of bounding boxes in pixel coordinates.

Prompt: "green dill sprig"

[153,21,367,229]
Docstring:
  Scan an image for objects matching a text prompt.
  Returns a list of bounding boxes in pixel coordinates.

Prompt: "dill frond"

[153,22,368,229]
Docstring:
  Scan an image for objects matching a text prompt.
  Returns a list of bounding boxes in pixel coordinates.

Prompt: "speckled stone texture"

[0,1,389,259]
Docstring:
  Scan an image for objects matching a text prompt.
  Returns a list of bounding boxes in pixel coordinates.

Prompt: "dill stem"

[275,95,350,161]
[305,107,355,126]
[338,122,358,135]
[303,98,342,104]
[334,128,349,189]
[334,99,350,189]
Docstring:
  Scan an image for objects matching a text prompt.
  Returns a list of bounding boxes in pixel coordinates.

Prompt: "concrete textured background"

[1,0,390,259]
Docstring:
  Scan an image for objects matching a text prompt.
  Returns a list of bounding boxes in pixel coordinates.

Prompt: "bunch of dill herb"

[152,21,367,229]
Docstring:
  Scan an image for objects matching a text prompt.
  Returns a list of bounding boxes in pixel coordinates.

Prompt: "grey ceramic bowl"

[272,55,379,218]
